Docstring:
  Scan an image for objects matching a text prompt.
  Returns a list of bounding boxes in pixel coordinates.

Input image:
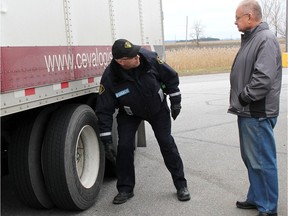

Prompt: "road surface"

[1,71,287,216]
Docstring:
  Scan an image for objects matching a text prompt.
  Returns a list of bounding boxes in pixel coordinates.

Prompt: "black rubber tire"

[8,108,54,209]
[42,104,105,210]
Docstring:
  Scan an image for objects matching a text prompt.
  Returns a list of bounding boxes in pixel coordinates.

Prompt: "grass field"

[165,39,286,76]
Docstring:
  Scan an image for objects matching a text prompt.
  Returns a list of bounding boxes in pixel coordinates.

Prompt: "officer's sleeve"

[95,72,117,141]
[155,54,181,105]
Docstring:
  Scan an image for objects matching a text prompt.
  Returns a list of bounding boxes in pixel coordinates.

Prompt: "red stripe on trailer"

[88,77,94,83]
[61,82,69,89]
[1,45,151,93]
[25,88,35,96]
[1,46,112,93]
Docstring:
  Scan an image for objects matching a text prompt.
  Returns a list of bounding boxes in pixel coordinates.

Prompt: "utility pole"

[286,0,288,52]
[186,16,188,46]
[284,0,288,68]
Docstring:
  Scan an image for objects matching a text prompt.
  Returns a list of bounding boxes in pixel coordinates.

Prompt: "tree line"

[190,0,286,45]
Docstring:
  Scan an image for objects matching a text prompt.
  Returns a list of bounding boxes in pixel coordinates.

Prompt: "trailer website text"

[44,48,112,72]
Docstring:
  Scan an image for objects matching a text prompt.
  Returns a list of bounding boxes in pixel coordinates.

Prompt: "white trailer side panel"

[1,0,67,46]
[0,0,165,116]
[140,0,164,45]
[1,0,164,47]
[110,0,142,43]
[69,0,113,45]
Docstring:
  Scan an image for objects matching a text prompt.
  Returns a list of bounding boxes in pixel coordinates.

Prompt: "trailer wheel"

[8,108,55,209]
[42,104,105,210]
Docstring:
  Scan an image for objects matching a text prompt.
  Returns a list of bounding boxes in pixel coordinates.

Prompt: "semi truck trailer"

[0,0,164,210]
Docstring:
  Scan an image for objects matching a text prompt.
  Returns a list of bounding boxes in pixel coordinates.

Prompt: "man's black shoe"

[257,212,277,216]
[177,187,190,201]
[113,192,134,204]
[236,200,257,209]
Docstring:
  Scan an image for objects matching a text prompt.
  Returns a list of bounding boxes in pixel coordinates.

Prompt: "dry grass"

[165,39,286,76]
[165,46,238,75]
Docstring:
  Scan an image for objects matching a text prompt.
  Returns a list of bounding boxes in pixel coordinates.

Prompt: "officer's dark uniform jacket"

[96,48,181,139]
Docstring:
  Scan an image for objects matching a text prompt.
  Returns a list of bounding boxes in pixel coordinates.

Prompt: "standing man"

[229,0,282,216]
[96,39,190,204]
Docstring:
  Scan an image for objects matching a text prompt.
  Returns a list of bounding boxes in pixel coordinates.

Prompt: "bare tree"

[260,0,286,37]
[189,20,205,46]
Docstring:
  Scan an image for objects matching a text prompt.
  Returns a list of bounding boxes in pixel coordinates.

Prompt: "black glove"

[101,137,116,164]
[171,103,181,120]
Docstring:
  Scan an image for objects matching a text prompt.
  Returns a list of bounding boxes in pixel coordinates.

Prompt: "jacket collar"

[110,52,151,83]
[241,22,269,40]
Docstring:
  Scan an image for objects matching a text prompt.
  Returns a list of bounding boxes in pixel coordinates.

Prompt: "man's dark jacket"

[96,48,181,138]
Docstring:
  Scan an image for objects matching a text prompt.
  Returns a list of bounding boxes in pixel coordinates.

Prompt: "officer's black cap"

[112,39,141,59]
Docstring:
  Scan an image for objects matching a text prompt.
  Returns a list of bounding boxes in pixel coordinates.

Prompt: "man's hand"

[102,138,116,164]
[171,103,181,120]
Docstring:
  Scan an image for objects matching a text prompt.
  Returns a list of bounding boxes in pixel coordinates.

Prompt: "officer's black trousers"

[116,103,187,193]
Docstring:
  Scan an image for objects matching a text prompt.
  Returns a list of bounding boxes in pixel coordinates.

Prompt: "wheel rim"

[75,125,100,188]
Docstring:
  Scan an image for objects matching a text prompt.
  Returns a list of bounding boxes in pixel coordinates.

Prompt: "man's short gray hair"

[239,0,262,21]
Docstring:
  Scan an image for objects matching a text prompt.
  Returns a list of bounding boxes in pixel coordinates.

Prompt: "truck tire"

[8,108,54,209]
[42,104,105,210]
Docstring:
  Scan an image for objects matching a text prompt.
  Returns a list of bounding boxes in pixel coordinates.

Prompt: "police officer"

[95,39,190,204]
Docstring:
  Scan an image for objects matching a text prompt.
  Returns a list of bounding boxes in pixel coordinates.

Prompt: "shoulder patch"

[157,56,164,64]
[99,84,105,95]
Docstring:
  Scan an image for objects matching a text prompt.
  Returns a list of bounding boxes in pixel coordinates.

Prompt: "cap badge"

[124,41,132,49]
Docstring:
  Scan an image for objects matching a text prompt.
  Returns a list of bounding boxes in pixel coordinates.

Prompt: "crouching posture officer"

[95,39,190,204]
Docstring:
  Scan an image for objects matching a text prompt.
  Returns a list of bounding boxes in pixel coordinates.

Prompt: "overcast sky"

[162,0,242,40]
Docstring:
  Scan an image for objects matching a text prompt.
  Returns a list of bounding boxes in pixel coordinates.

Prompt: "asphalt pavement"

[1,71,287,216]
